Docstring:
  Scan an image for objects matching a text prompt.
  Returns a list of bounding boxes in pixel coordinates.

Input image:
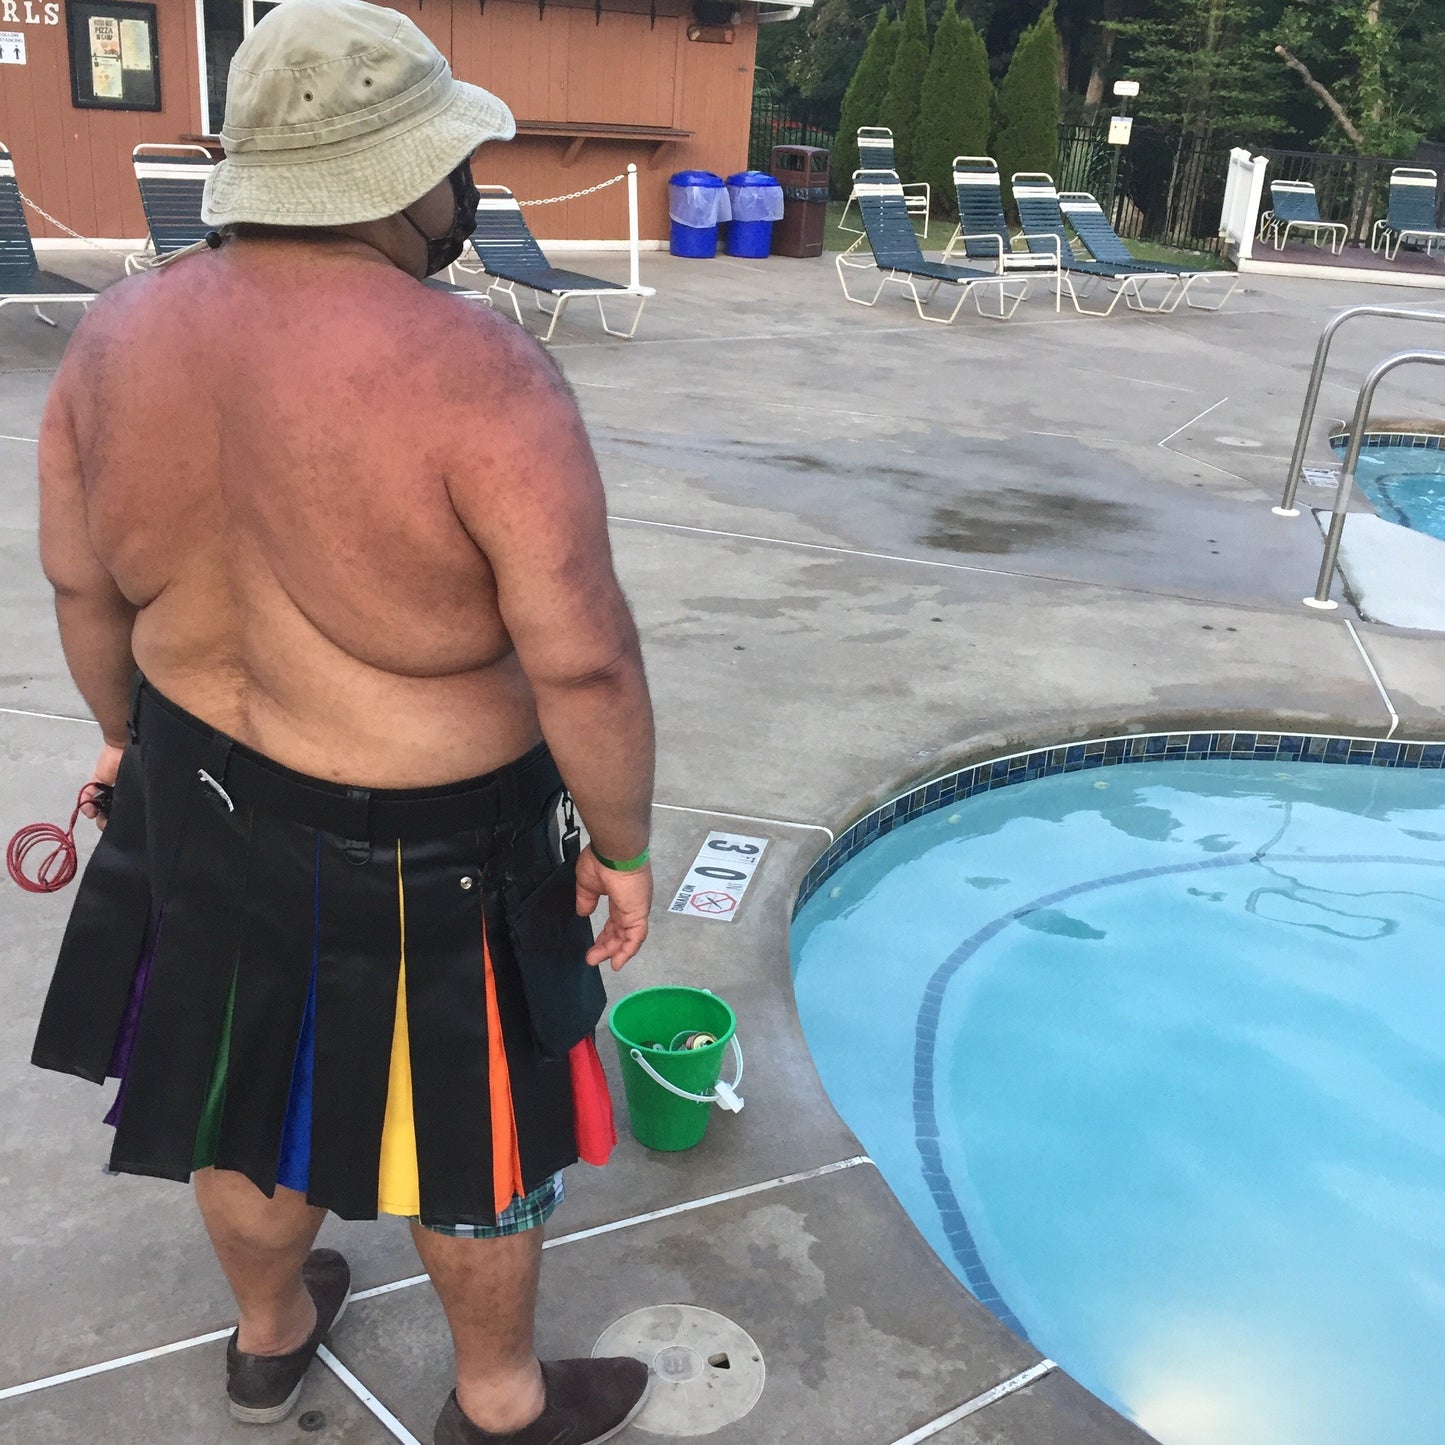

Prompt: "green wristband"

[592,844,651,872]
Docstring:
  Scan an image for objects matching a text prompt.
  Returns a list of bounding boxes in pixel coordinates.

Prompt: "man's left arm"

[38,370,137,773]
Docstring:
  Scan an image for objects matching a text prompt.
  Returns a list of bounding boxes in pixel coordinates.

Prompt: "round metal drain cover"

[593,1305,764,1436]
[1214,434,1263,448]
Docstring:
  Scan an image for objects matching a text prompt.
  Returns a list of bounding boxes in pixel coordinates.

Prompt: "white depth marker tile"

[667,830,768,922]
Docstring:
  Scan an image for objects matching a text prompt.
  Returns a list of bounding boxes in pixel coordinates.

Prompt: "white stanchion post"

[627,163,641,290]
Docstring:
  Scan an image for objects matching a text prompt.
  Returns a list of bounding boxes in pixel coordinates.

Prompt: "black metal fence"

[1058,123,1231,254]
[748,93,835,173]
[749,96,1416,253]
[1256,148,1396,246]
[1056,128,1417,253]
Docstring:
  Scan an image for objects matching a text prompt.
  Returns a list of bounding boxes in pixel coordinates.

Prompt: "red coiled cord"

[6,784,107,894]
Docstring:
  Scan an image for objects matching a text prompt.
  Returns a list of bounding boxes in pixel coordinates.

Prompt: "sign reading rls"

[2,3,61,23]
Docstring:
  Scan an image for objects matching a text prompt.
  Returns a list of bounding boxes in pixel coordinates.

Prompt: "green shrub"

[994,0,1060,205]
[880,0,931,179]
[914,0,992,217]
[833,9,899,196]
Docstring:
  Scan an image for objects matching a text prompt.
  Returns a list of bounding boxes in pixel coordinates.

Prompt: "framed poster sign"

[67,1,159,111]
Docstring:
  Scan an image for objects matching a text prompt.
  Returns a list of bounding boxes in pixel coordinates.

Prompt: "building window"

[197,0,286,133]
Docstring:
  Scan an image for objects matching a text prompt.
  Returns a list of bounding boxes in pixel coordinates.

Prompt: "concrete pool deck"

[3,246,1444,1445]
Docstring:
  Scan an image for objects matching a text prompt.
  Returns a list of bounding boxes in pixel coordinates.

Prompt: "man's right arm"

[38,355,137,820]
[444,320,655,968]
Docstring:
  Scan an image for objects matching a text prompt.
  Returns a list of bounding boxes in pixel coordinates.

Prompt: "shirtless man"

[30,4,654,1442]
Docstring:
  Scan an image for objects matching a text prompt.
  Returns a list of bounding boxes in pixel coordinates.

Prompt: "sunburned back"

[63,240,544,785]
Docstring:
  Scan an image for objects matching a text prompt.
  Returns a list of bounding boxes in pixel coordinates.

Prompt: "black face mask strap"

[401,208,434,247]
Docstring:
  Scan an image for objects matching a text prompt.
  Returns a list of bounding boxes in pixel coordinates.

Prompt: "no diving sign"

[668,831,768,923]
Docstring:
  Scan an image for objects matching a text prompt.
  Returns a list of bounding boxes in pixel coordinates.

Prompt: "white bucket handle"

[628,1036,744,1113]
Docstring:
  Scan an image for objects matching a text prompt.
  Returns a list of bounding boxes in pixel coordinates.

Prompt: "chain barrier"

[19,170,627,251]
[17,189,119,255]
[519,172,627,207]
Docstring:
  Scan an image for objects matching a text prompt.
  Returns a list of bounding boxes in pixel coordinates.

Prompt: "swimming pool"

[792,742,1445,1445]
[1332,435,1445,541]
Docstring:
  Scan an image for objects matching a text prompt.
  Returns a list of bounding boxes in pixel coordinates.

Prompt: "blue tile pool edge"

[1328,430,1445,452]
[791,730,1445,918]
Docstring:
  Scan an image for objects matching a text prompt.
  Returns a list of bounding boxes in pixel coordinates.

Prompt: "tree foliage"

[994,1,1061,195]
[1111,0,1286,145]
[788,0,878,120]
[798,0,1445,188]
[1274,1,1421,154]
[834,9,899,195]
[915,1,993,215]
[881,0,933,179]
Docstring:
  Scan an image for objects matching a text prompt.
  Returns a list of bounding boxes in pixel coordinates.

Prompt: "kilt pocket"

[503,854,606,1060]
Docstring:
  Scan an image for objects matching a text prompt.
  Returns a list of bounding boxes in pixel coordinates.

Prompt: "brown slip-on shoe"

[226,1248,352,1425]
[433,1357,652,1445]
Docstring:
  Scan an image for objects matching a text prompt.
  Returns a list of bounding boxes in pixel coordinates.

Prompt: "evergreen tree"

[915,1,993,216]
[1116,0,1286,146]
[994,1,1061,202]
[881,0,932,179]
[833,9,899,196]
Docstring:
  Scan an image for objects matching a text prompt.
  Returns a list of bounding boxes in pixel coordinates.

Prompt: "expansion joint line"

[654,801,835,842]
[1158,395,1228,450]
[316,1346,423,1445]
[0,1158,874,1405]
[888,1359,1059,1443]
[1344,619,1400,739]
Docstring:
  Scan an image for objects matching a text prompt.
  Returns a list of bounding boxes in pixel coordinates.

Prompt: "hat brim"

[201,79,515,228]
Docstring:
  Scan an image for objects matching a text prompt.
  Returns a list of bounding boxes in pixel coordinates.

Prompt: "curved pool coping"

[785,722,1445,1353]
[792,726,1445,917]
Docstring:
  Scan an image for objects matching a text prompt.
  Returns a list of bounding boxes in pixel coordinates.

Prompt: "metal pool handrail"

[1276,305,1445,517]
[1305,348,1445,609]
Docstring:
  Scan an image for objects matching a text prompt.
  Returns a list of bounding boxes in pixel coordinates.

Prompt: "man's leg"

[195,1167,327,1355]
[410,1222,547,1433]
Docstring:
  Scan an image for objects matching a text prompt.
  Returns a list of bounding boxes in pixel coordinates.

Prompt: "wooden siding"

[457,0,759,241]
[0,0,758,243]
[0,6,202,240]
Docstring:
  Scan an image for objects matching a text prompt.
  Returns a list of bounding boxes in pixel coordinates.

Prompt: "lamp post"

[1107,79,1139,230]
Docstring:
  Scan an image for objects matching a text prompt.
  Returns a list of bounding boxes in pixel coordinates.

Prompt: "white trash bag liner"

[669,182,731,228]
[728,183,784,223]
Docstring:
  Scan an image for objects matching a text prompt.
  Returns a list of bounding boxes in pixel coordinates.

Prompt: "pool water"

[1344,443,1445,541]
[791,760,1445,1445]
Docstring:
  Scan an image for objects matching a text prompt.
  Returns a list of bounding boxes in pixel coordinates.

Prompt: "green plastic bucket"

[608,987,744,1151]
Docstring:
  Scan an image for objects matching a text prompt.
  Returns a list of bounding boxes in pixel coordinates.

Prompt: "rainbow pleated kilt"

[31,681,614,1229]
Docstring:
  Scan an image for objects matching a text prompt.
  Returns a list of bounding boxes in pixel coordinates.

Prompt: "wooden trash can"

[770,145,829,258]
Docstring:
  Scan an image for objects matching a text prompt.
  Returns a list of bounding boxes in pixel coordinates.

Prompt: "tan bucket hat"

[202,0,515,228]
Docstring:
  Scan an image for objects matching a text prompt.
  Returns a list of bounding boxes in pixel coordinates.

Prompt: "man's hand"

[576,847,651,971]
[80,742,125,829]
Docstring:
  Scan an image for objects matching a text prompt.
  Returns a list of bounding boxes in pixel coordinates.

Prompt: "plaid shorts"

[414,1171,565,1239]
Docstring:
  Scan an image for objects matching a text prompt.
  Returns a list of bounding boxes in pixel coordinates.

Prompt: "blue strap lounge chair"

[1011,172,1180,315]
[941,156,1060,280]
[839,127,930,237]
[1370,168,1445,261]
[126,144,215,274]
[451,187,653,342]
[1258,180,1345,254]
[1058,191,1238,312]
[0,144,96,326]
[835,170,1027,323]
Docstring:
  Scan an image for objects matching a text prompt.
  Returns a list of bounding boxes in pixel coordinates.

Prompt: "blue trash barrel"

[724,171,785,258]
[669,170,728,258]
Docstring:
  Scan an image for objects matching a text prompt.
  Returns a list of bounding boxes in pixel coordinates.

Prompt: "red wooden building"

[0,0,806,245]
